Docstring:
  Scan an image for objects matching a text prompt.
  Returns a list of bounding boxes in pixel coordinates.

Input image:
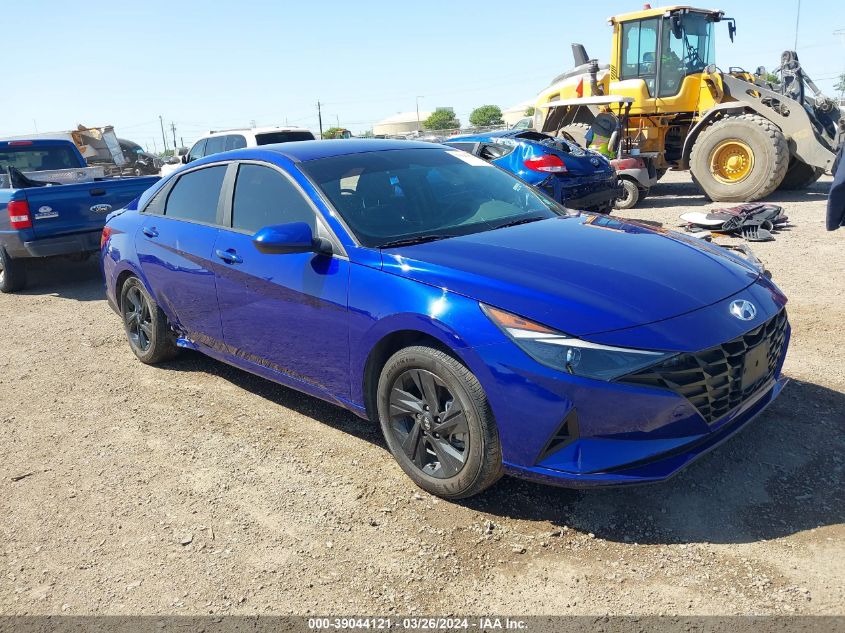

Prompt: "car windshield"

[0,145,80,172]
[299,148,564,247]
[255,131,315,145]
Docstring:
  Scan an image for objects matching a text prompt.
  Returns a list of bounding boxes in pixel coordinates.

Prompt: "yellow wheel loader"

[534,5,843,202]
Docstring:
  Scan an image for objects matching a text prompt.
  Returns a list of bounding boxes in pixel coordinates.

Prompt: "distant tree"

[469,105,504,127]
[423,109,461,131]
[322,127,345,139]
[836,73,845,99]
[360,129,374,138]
[764,72,780,84]
[524,106,535,117]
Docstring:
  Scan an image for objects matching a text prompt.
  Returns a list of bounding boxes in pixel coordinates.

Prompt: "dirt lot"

[1,172,842,616]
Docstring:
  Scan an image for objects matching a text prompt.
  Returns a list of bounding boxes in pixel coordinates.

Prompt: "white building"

[373,111,434,136]
[502,100,535,127]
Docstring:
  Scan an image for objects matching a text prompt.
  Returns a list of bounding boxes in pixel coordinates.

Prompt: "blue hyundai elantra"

[101,140,790,498]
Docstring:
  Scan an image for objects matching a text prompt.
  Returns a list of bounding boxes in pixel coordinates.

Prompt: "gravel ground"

[0,171,842,616]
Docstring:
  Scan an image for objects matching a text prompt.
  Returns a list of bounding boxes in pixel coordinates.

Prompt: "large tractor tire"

[778,156,824,190]
[690,113,789,202]
[557,122,591,147]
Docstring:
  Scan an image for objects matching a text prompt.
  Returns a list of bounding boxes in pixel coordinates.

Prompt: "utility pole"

[317,100,324,139]
[336,115,340,129]
[181,136,185,149]
[416,96,424,131]
[793,0,801,50]
[170,122,177,150]
[152,138,157,153]
[159,115,168,153]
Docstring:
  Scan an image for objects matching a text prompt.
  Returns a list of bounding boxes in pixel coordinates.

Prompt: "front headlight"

[481,304,677,381]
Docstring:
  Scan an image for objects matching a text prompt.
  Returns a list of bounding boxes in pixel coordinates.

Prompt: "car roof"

[253,139,441,162]
[205,126,310,138]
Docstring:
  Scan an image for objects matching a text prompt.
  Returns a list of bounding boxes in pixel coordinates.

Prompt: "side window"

[478,143,514,161]
[226,135,247,151]
[204,136,227,156]
[231,164,314,234]
[443,141,480,155]
[620,18,659,95]
[164,165,227,224]
[187,139,207,162]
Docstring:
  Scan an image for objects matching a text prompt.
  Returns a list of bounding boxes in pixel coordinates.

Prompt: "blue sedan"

[446,130,619,212]
[102,140,790,498]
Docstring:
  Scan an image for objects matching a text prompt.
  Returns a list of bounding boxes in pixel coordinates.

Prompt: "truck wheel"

[778,157,824,190]
[690,113,789,202]
[0,248,27,293]
[614,179,640,210]
[557,122,591,147]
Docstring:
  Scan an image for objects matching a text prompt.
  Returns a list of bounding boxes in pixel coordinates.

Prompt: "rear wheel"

[0,248,27,293]
[690,113,789,202]
[120,277,178,364]
[614,178,641,210]
[778,156,824,190]
[377,346,503,499]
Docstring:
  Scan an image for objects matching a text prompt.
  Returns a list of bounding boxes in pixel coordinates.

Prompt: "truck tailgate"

[24,176,158,239]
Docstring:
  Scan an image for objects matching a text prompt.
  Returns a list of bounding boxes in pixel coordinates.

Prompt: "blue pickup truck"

[0,139,159,292]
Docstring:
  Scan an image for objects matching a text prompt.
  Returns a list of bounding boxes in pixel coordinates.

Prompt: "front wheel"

[614,179,641,210]
[690,113,789,202]
[0,248,27,293]
[377,346,503,499]
[120,277,178,364]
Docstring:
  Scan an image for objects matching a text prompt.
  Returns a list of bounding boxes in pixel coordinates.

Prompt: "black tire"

[377,346,503,499]
[0,248,27,293]
[614,178,641,210]
[120,277,178,364]
[690,113,789,202]
[557,122,591,147]
[778,156,824,190]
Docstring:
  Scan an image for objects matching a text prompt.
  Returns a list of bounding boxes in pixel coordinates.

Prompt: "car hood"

[380,215,761,338]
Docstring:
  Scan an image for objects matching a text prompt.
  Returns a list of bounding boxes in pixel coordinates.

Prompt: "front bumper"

[470,286,790,488]
[503,375,787,488]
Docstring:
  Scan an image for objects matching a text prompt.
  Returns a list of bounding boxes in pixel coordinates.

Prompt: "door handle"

[89,188,107,196]
[142,227,159,238]
[215,248,243,264]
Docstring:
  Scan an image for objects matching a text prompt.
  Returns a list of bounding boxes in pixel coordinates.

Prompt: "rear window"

[164,165,227,224]
[0,145,81,172]
[255,131,315,145]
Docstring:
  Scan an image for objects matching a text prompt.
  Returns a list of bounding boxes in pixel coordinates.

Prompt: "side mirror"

[670,15,683,39]
[252,222,333,256]
[181,155,188,164]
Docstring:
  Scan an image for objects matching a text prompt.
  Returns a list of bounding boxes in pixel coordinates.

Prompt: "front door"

[135,164,227,347]
[213,162,350,399]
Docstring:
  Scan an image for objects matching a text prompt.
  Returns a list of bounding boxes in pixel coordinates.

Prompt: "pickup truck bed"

[0,139,159,292]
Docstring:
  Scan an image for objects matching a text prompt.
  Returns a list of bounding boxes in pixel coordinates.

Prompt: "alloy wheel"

[387,368,469,479]
[123,285,153,352]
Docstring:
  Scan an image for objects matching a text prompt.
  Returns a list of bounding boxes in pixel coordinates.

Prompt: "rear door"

[135,164,228,347]
[213,162,350,397]
[25,176,159,239]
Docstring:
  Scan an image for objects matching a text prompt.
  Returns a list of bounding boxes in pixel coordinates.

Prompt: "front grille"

[621,309,789,424]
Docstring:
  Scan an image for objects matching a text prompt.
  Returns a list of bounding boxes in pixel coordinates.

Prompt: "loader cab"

[611,8,725,104]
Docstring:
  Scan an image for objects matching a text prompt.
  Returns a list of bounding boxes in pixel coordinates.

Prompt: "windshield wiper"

[492,215,548,230]
[378,234,454,249]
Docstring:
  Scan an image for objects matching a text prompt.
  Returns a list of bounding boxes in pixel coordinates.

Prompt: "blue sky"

[4,0,843,150]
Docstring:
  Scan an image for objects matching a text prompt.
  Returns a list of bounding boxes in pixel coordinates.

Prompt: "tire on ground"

[0,248,27,293]
[119,276,179,364]
[377,345,503,499]
[778,156,824,190]
[614,178,641,210]
[690,113,789,202]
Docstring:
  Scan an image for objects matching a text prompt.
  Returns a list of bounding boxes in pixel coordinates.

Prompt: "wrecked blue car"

[446,130,619,212]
